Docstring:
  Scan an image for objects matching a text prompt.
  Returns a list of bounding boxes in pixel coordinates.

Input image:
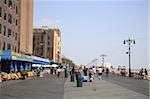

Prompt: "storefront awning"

[1,50,51,64]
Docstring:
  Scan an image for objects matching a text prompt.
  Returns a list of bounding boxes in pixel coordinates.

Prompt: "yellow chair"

[10,73,15,80]
[28,72,33,77]
[16,72,21,79]
[13,73,19,80]
[7,74,12,80]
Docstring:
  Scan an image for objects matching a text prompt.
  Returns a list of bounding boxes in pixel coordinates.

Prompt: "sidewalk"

[64,77,149,99]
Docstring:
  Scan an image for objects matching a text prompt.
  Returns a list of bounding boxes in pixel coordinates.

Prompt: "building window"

[0,7,2,17]
[12,45,14,50]
[8,0,12,9]
[37,47,39,51]
[15,19,18,26]
[48,36,50,40]
[8,28,11,37]
[16,6,18,14]
[41,35,43,40]
[12,31,14,37]
[47,47,50,51]
[13,3,15,9]
[7,43,11,50]
[8,14,12,24]
[3,26,6,36]
[15,32,17,40]
[4,11,7,20]
[4,0,7,4]
[3,42,5,50]
[0,41,1,50]
[0,24,1,34]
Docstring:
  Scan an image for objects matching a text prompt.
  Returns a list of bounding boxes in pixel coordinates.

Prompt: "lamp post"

[100,54,106,67]
[123,38,135,77]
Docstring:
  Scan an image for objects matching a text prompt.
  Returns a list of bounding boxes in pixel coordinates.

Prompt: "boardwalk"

[0,73,149,99]
[0,74,66,99]
[64,74,149,99]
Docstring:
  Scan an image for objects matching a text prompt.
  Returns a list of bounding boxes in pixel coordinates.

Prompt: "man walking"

[106,68,109,78]
[97,67,103,80]
[57,68,61,77]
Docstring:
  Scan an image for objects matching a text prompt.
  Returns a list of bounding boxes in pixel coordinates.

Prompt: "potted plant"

[35,68,40,77]
[21,70,28,79]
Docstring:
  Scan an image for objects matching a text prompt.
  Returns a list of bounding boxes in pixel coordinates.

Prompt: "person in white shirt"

[92,66,96,74]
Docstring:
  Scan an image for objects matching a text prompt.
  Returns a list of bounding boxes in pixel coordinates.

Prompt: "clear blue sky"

[34,0,149,69]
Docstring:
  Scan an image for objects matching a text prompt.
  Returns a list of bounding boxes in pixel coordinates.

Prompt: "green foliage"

[21,70,28,75]
[36,68,40,74]
[61,57,76,68]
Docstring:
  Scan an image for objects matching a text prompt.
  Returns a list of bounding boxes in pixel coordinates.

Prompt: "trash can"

[70,74,74,82]
[77,75,83,87]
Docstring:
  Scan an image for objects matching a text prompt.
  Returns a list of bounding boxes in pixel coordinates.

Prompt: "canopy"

[50,64,59,67]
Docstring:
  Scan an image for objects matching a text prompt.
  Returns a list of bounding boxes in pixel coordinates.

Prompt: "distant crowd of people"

[71,66,110,82]
[35,66,69,78]
[116,66,149,80]
[137,68,148,79]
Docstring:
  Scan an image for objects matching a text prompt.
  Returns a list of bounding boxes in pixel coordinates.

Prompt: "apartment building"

[33,28,61,63]
[0,0,33,54]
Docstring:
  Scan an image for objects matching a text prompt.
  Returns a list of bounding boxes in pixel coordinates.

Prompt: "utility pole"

[100,54,106,67]
[123,38,135,77]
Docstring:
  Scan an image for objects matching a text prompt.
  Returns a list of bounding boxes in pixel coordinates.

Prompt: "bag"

[83,76,88,82]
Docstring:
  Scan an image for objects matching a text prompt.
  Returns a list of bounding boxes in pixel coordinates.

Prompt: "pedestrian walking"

[75,69,79,81]
[92,66,96,78]
[39,66,43,78]
[92,66,96,74]
[89,68,93,82]
[54,67,57,75]
[138,68,144,79]
[97,67,103,80]
[83,66,88,76]
[106,68,109,78]
[144,68,148,80]
[57,68,61,77]
[71,66,75,75]
[64,67,68,78]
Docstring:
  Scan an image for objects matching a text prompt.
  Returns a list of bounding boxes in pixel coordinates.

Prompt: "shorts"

[98,73,102,76]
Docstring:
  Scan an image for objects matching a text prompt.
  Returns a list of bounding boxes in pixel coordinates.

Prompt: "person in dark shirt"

[106,68,109,78]
[83,66,88,76]
[144,68,148,79]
